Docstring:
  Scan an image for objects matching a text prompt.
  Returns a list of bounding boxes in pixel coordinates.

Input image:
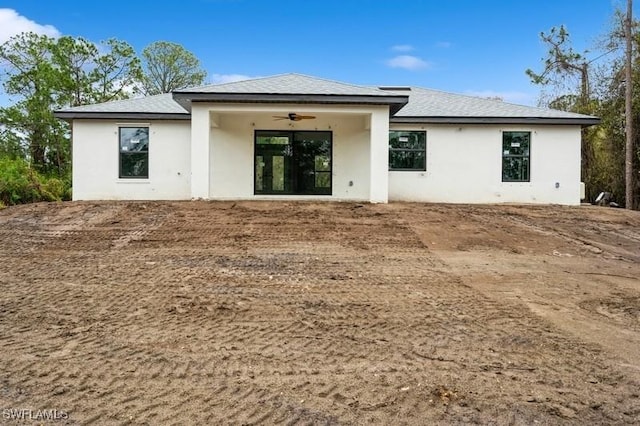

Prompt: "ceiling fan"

[273,113,316,121]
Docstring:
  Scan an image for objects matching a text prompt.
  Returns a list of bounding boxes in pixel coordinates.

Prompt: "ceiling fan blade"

[272,113,317,121]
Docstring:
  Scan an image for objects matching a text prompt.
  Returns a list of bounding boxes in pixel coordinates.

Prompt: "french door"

[254,131,332,195]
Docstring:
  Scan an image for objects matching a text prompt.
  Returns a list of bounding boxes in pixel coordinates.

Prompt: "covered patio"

[184,103,400,202]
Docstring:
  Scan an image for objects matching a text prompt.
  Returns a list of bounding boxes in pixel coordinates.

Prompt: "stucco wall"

[388,124,582,205]
[72,120,191,200]
[71,116,582,205]
[191,103,388,202]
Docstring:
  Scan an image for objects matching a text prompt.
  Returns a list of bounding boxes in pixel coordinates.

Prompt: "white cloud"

[386,55,430,71]
[464,90,535,105]
[391,44,414,52]
[0,9,60,43]
[208,73,256,84]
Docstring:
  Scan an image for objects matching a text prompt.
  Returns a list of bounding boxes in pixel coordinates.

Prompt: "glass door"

[255,133,291,194]
[254,130,332,195]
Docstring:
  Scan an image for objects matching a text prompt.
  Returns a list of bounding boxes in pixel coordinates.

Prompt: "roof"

[389,87,599,125]
[54,73,600,126]
[180,73,392,96]
[54,93,190,120]
[172,73,409,114]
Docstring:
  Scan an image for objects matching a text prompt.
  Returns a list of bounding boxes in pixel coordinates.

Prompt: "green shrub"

[41,177,66,201]
[0,157,71,205]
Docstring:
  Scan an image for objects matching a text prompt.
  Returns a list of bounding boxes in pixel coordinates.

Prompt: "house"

[54,73,599,205]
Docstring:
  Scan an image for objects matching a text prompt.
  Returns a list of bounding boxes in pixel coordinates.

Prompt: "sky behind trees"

[0,0,634,105]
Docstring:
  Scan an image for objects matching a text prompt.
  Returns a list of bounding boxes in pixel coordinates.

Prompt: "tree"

[0,32,141,176]
[0,32,65,174]
[139,41,206,95]
[527,16,640,209]
[526,26,602,201]
[52,37,142,107]
[526,25,591,110]
[89,39,142,103]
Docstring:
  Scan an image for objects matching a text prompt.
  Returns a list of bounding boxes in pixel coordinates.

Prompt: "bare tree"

[526,26,590,109]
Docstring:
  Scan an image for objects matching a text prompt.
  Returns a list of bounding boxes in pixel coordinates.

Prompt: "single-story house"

[54,73,599,204]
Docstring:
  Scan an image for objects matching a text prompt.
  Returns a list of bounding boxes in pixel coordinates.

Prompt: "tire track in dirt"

[0,201,639,424]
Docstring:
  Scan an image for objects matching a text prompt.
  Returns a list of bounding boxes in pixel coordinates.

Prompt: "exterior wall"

[369,108,390,203]
[190,103,388,202]
[190,108,210,198]
[72,120,191,200]
[388,124,582,205]
[71,115,583,205]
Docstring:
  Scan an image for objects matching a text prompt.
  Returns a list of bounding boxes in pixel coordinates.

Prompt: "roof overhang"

[53,111,191,121]
[172,92,409,115]
[390,116,601,127]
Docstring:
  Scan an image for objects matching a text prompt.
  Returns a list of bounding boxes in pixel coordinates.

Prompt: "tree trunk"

[625,0,635,209]
[580,62,589,109]
[29,136,45,170]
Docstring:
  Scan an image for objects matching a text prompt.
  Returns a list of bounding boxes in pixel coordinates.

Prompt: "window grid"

[119,127,149,179]
[502,131,530,182]
[388,131,426,171]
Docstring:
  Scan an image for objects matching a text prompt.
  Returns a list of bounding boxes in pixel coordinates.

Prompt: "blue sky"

[0,0,633,105]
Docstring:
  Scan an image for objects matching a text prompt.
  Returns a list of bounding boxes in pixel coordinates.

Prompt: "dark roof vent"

[378,86,411,91]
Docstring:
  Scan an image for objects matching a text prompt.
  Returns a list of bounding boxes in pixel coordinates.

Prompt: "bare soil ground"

[0,201,639,425]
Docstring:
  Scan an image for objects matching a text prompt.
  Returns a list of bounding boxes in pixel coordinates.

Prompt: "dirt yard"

[0,201,639,425]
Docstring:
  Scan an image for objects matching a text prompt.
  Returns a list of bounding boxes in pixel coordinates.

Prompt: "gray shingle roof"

[54,74,600,125]
[172,73,409,114]
[390,87,599,124]
[55,93,189,119]
[177,73,393,96]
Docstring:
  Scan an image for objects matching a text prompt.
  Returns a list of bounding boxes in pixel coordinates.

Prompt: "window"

[502,131,530,182]
[389,131,426,171]
[119,127,149,178]
[254,131,332,195]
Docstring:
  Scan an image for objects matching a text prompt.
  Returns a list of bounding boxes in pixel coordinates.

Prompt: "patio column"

[190,106,210,199]
[369,108,390,203]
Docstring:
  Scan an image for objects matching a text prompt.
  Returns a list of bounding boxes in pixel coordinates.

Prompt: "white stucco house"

[54,73,599,205]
